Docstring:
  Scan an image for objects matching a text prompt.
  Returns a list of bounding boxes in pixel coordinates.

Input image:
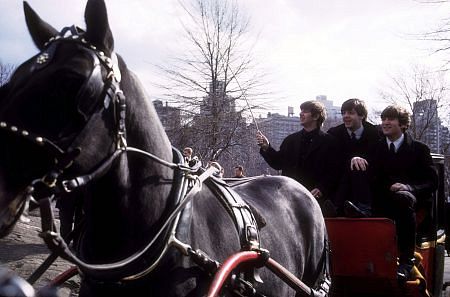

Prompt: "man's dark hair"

[300,100,327,127]
[341,98,368,121]
[381,105,411,131]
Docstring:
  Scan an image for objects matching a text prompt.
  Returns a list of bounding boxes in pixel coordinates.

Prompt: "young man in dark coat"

[371,105,437,282]
[327,98,381,217]
[256,100,338,204]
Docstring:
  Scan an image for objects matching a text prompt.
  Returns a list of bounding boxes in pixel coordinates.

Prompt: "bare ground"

[0,209,80,297]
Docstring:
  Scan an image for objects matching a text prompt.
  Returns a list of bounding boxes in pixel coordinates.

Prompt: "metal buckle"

[61,180,72,193]
[245,225,259,249]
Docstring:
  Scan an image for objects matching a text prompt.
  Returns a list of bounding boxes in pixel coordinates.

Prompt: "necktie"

[351,132,356,141]
[389,143,396,154]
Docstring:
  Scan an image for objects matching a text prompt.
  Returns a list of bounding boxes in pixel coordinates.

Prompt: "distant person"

[327,98,381,217]
[183,147,199,167]
[370,105,437,282]
[256,100,338,204]
[233,165,245,178]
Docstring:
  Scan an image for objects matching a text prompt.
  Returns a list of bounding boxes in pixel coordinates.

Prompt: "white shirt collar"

[347,125,364,140]
[386,133,404,152]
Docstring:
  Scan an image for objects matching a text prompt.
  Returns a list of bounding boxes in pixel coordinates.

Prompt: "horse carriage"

[0,1,448,297]
[326,153,448,297]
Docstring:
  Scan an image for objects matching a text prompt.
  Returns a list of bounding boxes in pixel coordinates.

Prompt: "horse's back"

[233,175,327,288]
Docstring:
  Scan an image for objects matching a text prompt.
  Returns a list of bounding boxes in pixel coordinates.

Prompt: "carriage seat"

[415,200,437,244]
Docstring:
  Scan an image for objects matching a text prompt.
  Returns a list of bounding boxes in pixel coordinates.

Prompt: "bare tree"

[0,62,14,86]
[380,64,448,142]
[415,0,450,198]
[413,1,450,68]
[156,0,269,163]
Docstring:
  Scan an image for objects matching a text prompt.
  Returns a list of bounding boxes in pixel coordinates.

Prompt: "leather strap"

[205,177,261,251]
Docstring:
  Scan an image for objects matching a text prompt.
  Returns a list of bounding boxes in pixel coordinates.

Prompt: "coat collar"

[382,132,413,152]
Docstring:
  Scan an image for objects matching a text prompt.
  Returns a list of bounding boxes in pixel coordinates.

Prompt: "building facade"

[412,99,450,154]
[315,95,342,130]
[153,99,181,132]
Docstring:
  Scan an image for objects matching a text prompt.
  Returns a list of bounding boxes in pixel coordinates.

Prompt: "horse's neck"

[83,69,174,258]
[127,70,173,171]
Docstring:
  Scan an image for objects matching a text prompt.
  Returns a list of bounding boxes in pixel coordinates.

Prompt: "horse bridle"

[1,26,218,282]
[1,25,127,195]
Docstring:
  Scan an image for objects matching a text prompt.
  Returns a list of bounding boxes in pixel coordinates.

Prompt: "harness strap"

[205,178,261,251]
[36,165,217,281]
[61,149,123,192]
[200,177,264,287]
[27,252,59,285]
[27,215,84,285]
[310,237,331,297]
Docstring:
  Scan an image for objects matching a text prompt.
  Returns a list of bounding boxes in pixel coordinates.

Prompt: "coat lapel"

[306,130,324,156]
[397,133,413,154]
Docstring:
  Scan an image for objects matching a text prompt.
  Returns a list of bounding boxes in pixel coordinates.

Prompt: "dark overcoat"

[260,129,338,198]
[327,121,381,169]
[326,122,381,210]
[370,133,438,211]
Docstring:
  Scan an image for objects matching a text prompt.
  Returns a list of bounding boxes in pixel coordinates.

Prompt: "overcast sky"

[1,0,449,117]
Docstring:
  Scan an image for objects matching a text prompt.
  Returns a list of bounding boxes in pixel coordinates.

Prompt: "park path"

[0,209,80,297]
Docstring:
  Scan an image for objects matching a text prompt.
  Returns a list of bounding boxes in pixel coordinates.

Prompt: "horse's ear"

[84,0,114,56]
[23,1,58,51]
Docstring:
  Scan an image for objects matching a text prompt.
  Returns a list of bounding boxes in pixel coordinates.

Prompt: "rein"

[1,26,215,282]
[38,156,217,282]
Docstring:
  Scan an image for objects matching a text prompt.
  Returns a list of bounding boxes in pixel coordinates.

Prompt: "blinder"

[32,37,108,122]
[75,51,106,120]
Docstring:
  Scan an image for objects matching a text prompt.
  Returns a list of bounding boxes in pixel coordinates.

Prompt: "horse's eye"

[9,71,87,140]
[60,76,84,94]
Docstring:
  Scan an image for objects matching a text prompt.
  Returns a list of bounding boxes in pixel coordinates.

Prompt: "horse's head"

[0,0,120,237]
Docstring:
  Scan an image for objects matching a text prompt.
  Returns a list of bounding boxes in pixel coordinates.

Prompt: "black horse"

[0,1,328,296]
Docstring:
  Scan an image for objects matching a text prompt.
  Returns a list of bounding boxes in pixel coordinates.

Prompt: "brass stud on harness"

[36,53,49,64]
[0,122,6,128]
[11,126,18,132]
[22,131,29,136]
[36,137,43,143]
